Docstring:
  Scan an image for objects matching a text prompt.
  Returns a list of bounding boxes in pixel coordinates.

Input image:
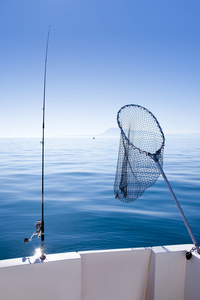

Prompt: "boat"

[0,244,200,299]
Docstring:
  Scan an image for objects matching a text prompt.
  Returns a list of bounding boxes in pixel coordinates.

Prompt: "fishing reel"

[24,220,42,243]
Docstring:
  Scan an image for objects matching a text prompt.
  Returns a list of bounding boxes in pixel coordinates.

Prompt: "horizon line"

[0,132,200,139]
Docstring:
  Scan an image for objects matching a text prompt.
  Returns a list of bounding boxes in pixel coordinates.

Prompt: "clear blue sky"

[0,0,199,137]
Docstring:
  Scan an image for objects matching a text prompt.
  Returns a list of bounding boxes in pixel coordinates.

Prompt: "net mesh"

[114,104,165,202]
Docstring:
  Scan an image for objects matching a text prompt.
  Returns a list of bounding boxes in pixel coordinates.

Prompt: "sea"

[0,135,199,260]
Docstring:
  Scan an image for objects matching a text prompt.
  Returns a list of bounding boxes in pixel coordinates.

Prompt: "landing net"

[114,104,165,202]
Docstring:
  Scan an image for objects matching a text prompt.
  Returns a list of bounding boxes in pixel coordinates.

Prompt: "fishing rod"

[24,27,51,260]
[40,26,51,260]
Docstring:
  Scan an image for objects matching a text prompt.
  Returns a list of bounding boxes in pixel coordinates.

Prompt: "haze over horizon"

[0,1,200,138]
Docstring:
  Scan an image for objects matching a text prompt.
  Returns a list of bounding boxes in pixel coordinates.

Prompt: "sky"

[0,0,200,137]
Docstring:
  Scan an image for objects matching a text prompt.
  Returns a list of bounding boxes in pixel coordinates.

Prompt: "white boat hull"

[0,244,199,300]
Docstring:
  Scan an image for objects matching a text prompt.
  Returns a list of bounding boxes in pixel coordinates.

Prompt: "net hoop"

[117,104,165,156]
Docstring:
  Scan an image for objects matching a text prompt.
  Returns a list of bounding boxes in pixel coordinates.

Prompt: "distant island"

[98,128,119,137]
[38,129,200,139]
[98,128,200,139]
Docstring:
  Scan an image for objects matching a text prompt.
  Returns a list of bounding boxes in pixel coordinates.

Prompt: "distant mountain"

[98,128,200,139]
[99,127,120,137]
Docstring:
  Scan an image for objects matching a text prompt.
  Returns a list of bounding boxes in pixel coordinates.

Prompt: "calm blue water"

[0,136,199,260]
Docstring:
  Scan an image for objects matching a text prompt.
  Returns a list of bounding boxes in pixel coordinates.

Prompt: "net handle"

[153,154,200,254]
